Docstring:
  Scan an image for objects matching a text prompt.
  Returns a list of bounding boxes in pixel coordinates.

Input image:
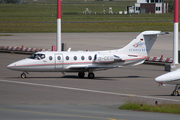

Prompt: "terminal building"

[134,0,168,14]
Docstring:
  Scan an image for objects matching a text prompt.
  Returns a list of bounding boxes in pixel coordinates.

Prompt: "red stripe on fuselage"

[8,57,145,68]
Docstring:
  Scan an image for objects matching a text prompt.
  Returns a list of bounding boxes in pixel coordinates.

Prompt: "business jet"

[155,69,180,96]
[7,31,168,79]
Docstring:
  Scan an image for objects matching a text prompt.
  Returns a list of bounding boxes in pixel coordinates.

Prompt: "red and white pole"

[173,0,179,64]
[57,0,61,51]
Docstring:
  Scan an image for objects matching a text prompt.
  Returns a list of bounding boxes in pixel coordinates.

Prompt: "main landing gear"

[78,72,95,79]
[88,73,95,79]
[78,72,85,78]
[171,85,180,96]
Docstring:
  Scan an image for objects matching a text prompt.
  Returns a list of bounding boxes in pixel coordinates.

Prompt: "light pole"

[56,0,61,51]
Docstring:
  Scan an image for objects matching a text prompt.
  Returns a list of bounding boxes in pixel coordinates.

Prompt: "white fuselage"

[7,31,167,78]
[7,50,146,72]
[155,69,180,86]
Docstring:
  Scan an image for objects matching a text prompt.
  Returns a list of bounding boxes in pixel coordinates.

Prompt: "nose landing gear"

[171,85,180,96]
[20,72,29,78]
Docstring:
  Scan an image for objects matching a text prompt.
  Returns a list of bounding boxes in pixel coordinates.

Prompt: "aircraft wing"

[68,65,120,71]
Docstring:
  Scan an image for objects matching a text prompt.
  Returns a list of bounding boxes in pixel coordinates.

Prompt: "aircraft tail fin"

[119,31,169,56]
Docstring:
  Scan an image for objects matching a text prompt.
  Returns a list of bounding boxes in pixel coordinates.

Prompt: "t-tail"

[119,31,169,56]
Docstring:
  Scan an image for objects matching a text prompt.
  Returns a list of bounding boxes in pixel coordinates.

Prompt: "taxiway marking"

[0,79,180,102]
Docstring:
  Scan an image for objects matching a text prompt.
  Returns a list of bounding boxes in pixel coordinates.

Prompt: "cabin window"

[66,56,69,61]
[74,56,77,61]
[81,56,85,60]
[49,56,53,61]
[57,56,61,60]
[94,54,97,60]
[88,56,92,60]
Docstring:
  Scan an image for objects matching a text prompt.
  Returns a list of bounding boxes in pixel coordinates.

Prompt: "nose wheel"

[20,72,28,78]
[171,85,180,96]
[21,73,26,78]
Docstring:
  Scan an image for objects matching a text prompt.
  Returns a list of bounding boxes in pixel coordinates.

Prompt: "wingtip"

[160,32,170,35]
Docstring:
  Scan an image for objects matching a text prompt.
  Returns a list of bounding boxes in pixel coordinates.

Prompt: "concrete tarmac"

[0,33,180,119]
[0,104,179,120]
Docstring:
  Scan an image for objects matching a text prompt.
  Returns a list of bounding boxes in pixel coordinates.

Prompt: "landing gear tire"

[21,73,26,78]
[171,90,179,96]
[78,72,85,78]
[88,73,95,79]
[171,85,180,96]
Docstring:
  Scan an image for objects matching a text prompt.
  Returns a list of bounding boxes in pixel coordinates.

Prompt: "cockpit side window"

[38,54,45,59]
[29,54,39,60]
[28,54,45,60]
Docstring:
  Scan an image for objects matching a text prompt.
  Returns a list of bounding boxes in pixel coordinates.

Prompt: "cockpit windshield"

[28,54,45,60]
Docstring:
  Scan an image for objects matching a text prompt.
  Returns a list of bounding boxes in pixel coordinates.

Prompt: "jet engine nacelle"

[94,54,123,64]
[94,54,114,63]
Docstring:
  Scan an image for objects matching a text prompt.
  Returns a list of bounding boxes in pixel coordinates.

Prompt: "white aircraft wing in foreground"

[7,31,168,79]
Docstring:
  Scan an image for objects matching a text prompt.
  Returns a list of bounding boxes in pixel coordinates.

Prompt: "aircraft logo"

[133,40,145,48]
[133,43,139,48]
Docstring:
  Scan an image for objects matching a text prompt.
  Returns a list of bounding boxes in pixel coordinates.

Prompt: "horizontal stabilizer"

[143,31,169,36]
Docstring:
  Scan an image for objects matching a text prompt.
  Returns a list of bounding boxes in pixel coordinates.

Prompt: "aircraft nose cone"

[155,72,172,84]
[155,76,164,83]
[7,63,16,70]
[155,75,167,85]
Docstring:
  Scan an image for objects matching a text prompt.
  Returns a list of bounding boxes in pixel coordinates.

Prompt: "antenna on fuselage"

[67,48,71,52]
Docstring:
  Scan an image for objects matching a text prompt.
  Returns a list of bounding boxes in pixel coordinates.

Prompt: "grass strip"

[119,102,180,114]
[0,22,174,33]
[0,2,176,33]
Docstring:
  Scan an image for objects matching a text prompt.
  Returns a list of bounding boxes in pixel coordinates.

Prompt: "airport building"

[134,0,168,14]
